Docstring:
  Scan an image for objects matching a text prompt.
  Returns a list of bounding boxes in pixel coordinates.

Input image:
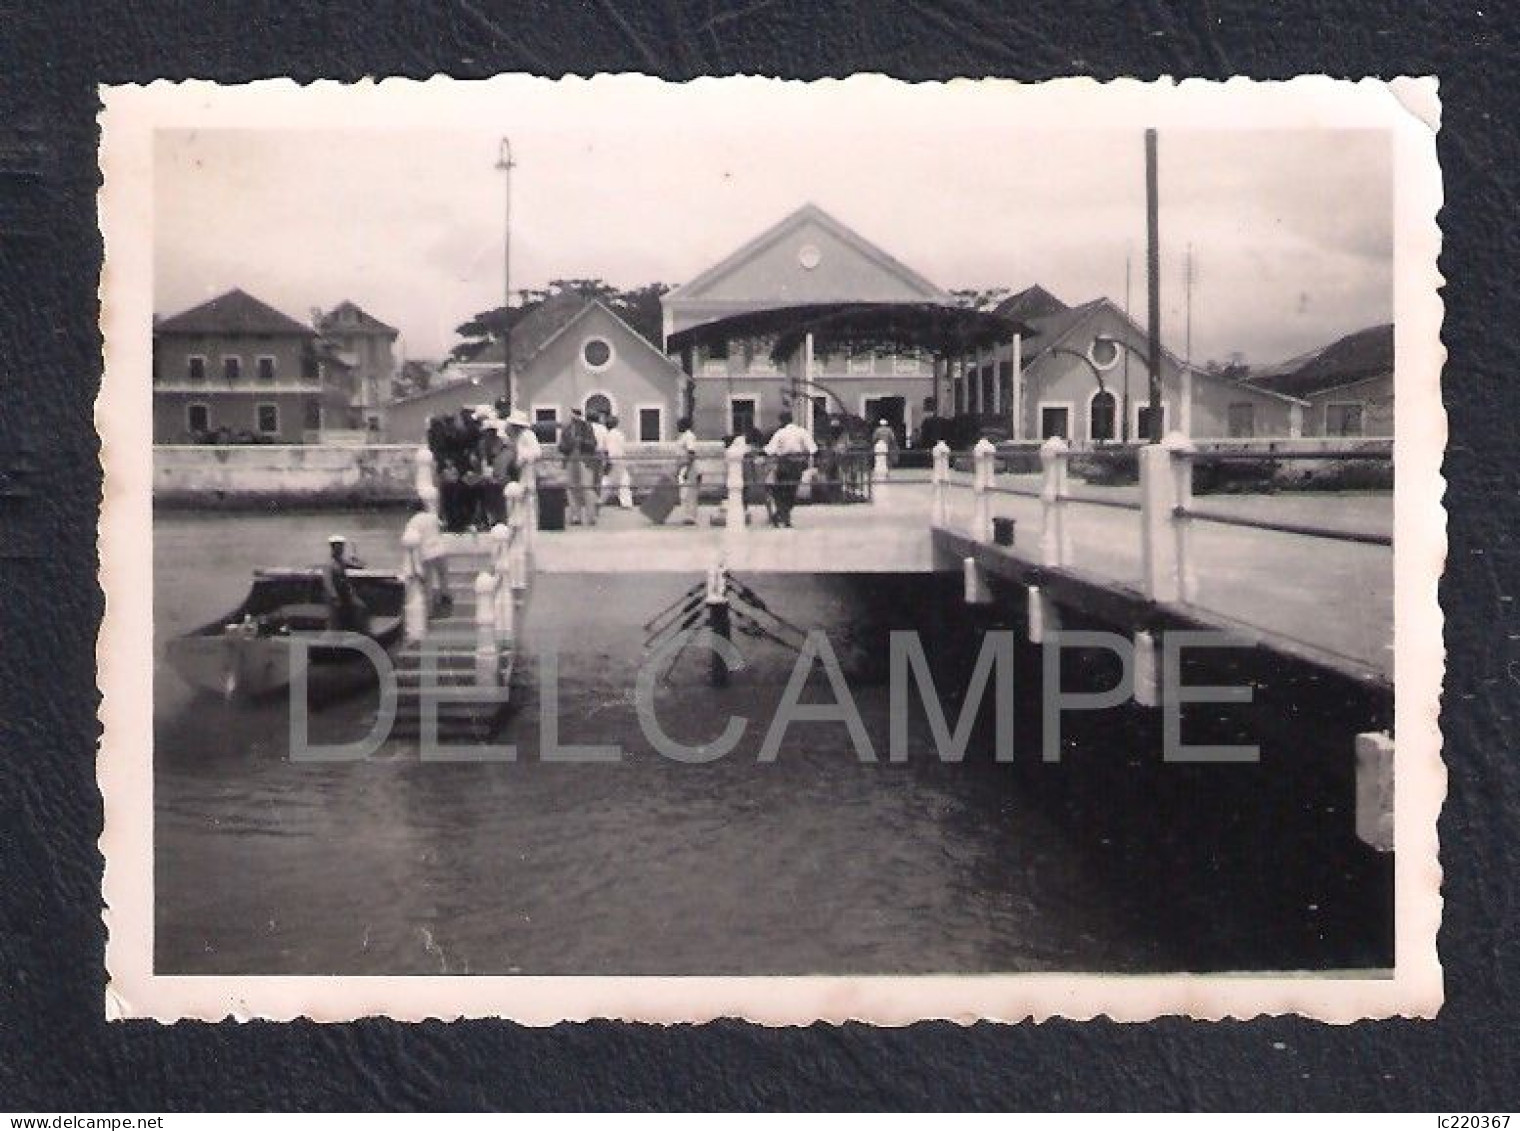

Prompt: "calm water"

[152,510,1189,976]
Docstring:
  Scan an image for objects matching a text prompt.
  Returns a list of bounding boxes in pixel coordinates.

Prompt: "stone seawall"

[154,445,420,509]
[153,442,734,509]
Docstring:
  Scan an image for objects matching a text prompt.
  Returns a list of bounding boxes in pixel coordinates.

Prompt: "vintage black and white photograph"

[97,76,1443,1023]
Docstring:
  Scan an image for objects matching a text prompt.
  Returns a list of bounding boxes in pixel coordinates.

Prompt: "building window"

[637,406,663,443]
[256,355,276,383]
[729,396,757,437]
[584,393,613,420]
[186,403,209,434]
[223,355,241,383]
[301,350,320,383]
[533,406,560,443]
[1325,402,1365,437]
[256,403,279,436]
[1137,403,1166,440]
[810,396,829,433]
[1040,404,1071,440]
[1089,390,1117,441]
[1227,402,1256,438]
[187,355,206,383]
[582,338,613,370]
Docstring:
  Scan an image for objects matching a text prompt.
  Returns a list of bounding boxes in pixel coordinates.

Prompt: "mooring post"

[1026,584,1061,644]
[705,560,731,687]
[1355,732,1395,853]
[1039,435,1071,568]
[931,440,950,527]
[971,436,996,543]
[873,438,890,483]
[1132,629,1160,707]
[414,446,439,515]
[1140,431,1196,603]
[474,571,498,687]
[963,556,993,604]
[490,523,515,644]
[504,481,528,592]
[401,526,428,643]
[1165,431,1197,602]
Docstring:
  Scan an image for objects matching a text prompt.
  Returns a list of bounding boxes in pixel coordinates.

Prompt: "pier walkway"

[509,458,1391,687]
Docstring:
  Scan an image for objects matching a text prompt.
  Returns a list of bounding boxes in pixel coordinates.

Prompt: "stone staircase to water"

[390,535,518,743]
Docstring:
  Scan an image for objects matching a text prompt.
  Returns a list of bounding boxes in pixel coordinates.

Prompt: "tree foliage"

[451,278,672,360]
[950,286,1011,312]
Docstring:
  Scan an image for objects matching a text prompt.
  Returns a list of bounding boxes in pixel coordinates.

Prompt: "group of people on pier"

[422,401,890,536]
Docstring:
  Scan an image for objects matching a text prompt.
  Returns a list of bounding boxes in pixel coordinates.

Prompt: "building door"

[863,396,906,445]
[729,396,756,438]
[1089,391,1116,441]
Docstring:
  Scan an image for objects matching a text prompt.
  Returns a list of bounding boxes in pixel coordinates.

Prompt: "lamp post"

[1144,127,1163,443]
[496,137,515,410]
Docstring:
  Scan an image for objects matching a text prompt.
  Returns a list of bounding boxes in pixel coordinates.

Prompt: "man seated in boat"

[321,534,371,634]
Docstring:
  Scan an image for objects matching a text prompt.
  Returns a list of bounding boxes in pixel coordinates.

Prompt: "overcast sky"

[154,88,1391,367]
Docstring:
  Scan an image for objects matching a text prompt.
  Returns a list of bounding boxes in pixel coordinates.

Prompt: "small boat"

[166,567,406,701]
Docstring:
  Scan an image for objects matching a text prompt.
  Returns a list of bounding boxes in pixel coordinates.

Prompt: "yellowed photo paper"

[98,75,1445,1023]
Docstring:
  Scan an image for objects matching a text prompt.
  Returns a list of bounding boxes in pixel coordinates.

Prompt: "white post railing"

[971,436,996,543]
[1039,435,1071,567]
[414,446,439,515]
[400,526,428,642]
[474,571,498,686]
[519,457,538,556]
[504,481,529,592]
[1139,431,1197,603]
[931,440,950,527]
[489,522,516,645]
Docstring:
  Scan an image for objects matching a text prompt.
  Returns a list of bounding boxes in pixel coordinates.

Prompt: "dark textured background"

[0,0,1515,1111]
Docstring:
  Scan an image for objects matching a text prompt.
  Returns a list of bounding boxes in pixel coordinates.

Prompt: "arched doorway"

[584,393,613,421]
[1089,389,1116,442]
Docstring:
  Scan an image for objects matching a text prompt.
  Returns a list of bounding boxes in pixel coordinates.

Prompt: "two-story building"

[316,300,400,434]
[152,288,338,444]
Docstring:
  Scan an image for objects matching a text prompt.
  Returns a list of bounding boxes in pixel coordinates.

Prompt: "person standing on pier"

[401,499,450,615]
[558,407,600,527]
[763,410,817,528]
[675,415,700,525]
[503,409,541,532]
[588,410,610,517]
[602,414,633,509]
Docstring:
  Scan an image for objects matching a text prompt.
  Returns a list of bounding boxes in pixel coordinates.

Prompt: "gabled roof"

[458,292,589,370]
[994,284,1069,324]
[1244,324,1394,399]
[664,202,949,304]
[155,288,315,337]
[318,300,399,338]
[457,294,684,380]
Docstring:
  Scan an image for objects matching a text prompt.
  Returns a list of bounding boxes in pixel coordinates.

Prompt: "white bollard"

[1039,435,1071,568]
[490,523,515,644]
[1139,431,1196,604]
[474,571,498,686]
[971,436,996,543]
[414,446,439,515]
[963,556,993,604]
[504,481,528,591]
[1132,629,1161,707]
[1026,585,1061,645]
[401,527,427,642]
[1355,732,1395,853]
[873,438,890,483]
[931,440,950,527]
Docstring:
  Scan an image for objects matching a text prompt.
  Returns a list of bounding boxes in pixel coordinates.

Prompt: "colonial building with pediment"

[661,203,956,442]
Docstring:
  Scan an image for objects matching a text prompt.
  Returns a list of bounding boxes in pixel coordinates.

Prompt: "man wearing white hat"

[321,534,369,632]
[503,410,540,532]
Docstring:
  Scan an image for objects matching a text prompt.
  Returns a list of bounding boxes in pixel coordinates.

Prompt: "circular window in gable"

[798,243,822,270]
[582,337,614,370]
